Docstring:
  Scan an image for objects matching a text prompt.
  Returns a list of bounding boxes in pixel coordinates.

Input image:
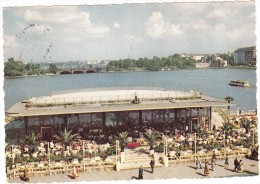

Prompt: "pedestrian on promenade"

[224,155,229,169]
[23,165,29,182]
[150,157,155,174]
[204,162,209,176]
[237,160,244,173]
[212,151,217,162]
[196,157,202,169]
[72,165,77,179]
[138,165,143,179]
[76,166,79,177]
[233,157,239,172]
[211,157,215,171]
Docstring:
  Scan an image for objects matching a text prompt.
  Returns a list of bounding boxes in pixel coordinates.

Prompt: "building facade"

[6,88,229,142]
[234,46,256,64]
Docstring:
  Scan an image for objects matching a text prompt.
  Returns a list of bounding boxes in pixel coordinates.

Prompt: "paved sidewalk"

[7,158,259,183]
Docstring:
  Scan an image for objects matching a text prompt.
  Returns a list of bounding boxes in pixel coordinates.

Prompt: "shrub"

[99,151,107,160]
[107,147,116,156]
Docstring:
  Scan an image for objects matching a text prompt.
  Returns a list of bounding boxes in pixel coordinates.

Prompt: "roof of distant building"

[235,46,256,52]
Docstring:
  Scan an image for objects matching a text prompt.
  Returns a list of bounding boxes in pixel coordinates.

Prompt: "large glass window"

[177,109,186,118]
[199,107,208,116]
[191,108,199,117]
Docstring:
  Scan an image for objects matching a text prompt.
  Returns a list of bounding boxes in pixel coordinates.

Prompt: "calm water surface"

[4,68,256,111]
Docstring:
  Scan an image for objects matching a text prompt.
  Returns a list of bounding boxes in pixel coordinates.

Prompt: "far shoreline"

[4,66,256,79]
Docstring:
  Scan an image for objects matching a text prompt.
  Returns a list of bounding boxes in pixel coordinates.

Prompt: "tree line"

[4,58,58,77]
[106,54,196,71]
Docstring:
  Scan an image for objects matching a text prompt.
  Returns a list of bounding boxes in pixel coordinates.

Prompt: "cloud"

[4,35,19,47]
[21,8,110,39]
[207,9,227,19]
[192,19,211,30]
[146,12,183,39]
[124,35,145,43]
[113,23,121,28]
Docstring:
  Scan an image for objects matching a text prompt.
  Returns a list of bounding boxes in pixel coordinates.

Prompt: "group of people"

[200,154,244,176]
[132,157,155,180]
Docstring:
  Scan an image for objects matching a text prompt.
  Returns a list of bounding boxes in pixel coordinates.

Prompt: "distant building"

[181,54,207,61]
[234,46,256,64]
[195,62,210,68]
[211,57,227,67]
[192,55,204,61]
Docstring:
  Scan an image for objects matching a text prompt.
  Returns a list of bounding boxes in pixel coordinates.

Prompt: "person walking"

[150,158,155,174]
[76,166,79,177]
[233,157,239,172]
[237,160,244,173]
[72,165,77,179]
[204,162,209,176]
[211,157,215,171]
[224,155,229,169]
[23,165,29,182]
[138,165,143,179]
[196,157,202,169]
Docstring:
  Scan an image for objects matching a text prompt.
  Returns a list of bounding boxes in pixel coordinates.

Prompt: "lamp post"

[252,127,255,147]
[83,140,85,172]
[194,133,197,161]
[48,142,51,175]
[11,145,14,164]
[224,130,226,157]
[116,140,119,162]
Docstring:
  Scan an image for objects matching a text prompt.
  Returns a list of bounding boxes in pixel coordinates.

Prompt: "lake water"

[4,68,257,111]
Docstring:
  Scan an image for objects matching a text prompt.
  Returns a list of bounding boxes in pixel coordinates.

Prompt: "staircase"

[119,148,164,170]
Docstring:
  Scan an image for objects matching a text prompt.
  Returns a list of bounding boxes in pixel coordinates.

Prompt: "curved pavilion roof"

[6,88,231,117]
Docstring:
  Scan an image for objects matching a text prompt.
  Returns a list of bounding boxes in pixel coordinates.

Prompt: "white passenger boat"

[229,80,250,87]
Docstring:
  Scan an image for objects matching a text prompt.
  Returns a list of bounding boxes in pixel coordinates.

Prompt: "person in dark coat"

[224,155,229,169]
[138,165,143,179]
[23,166,29,181]
[211,157,215,171]
[150,158,155,173]
[204,162,209,176]
[233,157,239,172]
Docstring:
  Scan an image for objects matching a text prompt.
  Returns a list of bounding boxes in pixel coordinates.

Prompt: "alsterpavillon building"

[6,88,229,141]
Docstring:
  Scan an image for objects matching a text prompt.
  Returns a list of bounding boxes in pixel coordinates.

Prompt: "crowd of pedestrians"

[193,154,245,177]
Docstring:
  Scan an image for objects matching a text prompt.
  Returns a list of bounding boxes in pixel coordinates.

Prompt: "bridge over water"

[56,69,97,75]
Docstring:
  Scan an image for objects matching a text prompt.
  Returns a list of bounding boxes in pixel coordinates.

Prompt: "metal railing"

[50,87,165,96]
[27,91,201,107]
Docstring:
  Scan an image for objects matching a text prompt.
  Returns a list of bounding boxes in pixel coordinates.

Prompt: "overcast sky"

[3,1,256,62]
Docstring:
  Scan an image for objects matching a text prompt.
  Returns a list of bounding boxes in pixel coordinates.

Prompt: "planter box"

[127,142,141,149]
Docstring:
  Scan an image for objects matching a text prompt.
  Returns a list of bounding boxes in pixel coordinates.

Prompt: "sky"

[3,1,256,62]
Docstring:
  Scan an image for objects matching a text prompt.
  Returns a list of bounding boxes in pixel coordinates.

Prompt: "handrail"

[27,91,201,106]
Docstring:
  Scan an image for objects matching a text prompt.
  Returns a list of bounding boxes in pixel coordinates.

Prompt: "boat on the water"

[229,80,250,87]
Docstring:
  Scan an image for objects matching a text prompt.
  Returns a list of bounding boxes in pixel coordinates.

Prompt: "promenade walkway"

[7,158,259,183]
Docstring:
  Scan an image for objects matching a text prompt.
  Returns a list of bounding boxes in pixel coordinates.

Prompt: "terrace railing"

[27,90,201,107]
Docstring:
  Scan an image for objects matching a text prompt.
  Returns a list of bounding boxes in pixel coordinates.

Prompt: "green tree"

[25,132,41,153]
[224,96,234,110]
[54,128,78,151]
[116,131,129,152]
[4,58,26,76]
[219,122,234,138]
[49,63,58,74]
[25,132,41,146]
[144,130,162,150]
[242,119,256,134]
[193,124,208,138]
